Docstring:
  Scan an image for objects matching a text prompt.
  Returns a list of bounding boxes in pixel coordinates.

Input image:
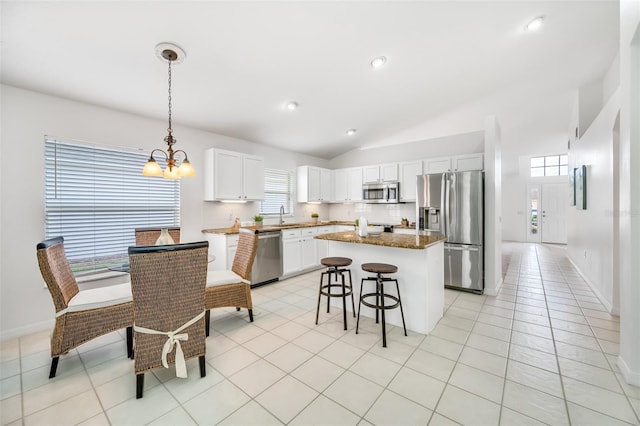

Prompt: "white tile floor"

[2,243,639,425]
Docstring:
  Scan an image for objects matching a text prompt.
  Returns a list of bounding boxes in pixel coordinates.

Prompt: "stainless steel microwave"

[362,182,400,203]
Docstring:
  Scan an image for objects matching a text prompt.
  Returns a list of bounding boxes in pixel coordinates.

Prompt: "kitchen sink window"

[44,138,180,275]
[260,168,293,216]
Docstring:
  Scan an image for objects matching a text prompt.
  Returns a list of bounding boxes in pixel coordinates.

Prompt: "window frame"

[530,154,568,177]
[259,168,294,217]
[44,137,181,275]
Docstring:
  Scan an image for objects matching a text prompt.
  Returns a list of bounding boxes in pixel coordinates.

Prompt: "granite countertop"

[202,220,355,235]
[315,230,445,250]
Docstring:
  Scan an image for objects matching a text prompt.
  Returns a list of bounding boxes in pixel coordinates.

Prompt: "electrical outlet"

[229,213,233,221]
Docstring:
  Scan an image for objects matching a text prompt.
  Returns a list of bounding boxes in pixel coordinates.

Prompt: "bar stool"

[356,263,407,347]
[316,257,355,330]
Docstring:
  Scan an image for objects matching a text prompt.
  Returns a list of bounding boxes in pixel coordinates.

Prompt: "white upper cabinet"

[333,167,363,202]
[424,156,452,174]
[204,148,264,201]
[452,153,484,171]
[297,166,332,202]
[362,163,398,183]
[399,160,423,202]
[424,154,483,173]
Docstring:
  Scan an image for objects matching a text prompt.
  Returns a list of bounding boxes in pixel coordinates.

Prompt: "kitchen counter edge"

[202,221,355,235]
[315,231,445,250]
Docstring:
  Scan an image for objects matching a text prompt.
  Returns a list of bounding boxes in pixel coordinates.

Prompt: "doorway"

[526,183,568,244]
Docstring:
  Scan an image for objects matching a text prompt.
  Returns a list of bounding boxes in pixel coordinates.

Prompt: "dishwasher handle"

[258,232,281,240]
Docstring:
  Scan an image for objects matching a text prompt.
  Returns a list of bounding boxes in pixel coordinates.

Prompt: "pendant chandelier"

[142,43,195,179]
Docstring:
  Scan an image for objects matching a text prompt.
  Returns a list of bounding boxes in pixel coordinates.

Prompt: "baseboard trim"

[566,255,615,314]
[618,354,640,387]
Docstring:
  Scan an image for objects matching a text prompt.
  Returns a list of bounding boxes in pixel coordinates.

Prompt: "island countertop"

[315,230,445,250]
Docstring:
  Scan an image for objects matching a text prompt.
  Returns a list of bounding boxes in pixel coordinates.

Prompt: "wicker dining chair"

[36,236,133,378]
[128,241,209,399]
[205,228,258,336]
[134,227,181,246]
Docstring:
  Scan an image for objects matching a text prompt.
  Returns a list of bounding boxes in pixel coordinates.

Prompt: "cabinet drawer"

[317,226,335,234]
[226,235,239,246]
[301,227,317,236]
[282,229,302,239]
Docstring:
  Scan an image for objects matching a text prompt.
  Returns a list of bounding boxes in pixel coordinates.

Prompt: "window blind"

[44,138,180,274]
[260,168,293,215]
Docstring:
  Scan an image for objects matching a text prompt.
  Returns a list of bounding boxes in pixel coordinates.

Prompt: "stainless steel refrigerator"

[417,171,484,293]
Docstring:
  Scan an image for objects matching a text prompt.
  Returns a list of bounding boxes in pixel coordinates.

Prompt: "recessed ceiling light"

[346,129,357,136]
[286,101,298,110]
[524,16,544,31]
[370,56,387,69]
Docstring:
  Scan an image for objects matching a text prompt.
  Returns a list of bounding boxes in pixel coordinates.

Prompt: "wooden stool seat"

[321,257,353,268]
[361,263,398,274]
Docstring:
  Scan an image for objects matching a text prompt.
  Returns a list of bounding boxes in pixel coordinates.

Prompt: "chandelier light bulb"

[286,101,299,110]
[346,129,357,136]
[525,16,544,31]
[370,56,387,69]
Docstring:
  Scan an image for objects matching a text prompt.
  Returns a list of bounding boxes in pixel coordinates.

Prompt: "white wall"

[567,85,620,313]
[331,131,484,169]
[0,85,330,339]
[483,116,502,296]
[617,0,640,387]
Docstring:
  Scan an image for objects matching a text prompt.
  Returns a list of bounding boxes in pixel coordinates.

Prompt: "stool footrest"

[360,292,401,310]
[320,283,354,298]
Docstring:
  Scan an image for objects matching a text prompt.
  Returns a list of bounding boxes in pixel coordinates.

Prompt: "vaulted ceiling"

[1,1,619,159]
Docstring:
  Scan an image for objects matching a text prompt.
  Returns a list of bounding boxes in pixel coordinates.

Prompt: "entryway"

[526,183,568,244]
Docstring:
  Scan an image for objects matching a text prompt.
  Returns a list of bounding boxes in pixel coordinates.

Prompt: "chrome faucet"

[279,205,285,225]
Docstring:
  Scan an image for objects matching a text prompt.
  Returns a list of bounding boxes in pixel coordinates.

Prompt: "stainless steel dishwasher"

[251,230,282,287]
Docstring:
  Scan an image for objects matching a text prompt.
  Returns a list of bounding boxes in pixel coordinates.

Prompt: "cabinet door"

[243,155,264,200]
[381,163,399,182]
[453,154,484,171]
[362,165,380,183]
[308,167,321,201]
[400,161,423,202]
[300,236,317,270]
[320,168,332,202]
[347,167,363,201]
[214,150,243,199]
[333,169,348,202]
[282,238,301,275]
[424,157,452,174]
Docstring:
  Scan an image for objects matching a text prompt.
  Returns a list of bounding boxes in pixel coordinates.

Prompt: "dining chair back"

[36,236,133,378]
[205,228,258,334]
[128,241,208,398]
[134,227,181,246]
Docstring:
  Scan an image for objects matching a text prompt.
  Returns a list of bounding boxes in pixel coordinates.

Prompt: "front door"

[541,183,568,244]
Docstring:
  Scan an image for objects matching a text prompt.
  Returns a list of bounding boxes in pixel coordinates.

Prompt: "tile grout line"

[534,245,574,426]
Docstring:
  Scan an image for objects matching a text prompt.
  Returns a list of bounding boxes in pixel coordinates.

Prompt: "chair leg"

[126,326,133,359]
[348,269,356,317]
[136,373,144,399]
[341,272,347,330]
[379,276,387,348]
[315,271,325,325]
[199,355,206,377]
[205,310,211,337]
[49,356,59,379]
[356,278,365,334]
[248,309,254,322]
[394,279,407,336]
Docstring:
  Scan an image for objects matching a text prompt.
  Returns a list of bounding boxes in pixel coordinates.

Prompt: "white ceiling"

[1,1,619,159]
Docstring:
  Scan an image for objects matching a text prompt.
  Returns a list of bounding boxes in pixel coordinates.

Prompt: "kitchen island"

[315,231,445,334]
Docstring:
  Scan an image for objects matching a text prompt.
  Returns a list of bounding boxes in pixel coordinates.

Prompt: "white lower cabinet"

[203,233,238,270]
[281,227,328,277]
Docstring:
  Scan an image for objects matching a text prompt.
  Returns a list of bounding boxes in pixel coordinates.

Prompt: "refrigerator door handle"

[441,173,449,239]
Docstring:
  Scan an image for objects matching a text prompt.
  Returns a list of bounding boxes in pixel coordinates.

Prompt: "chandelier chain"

[167,59,172,133]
